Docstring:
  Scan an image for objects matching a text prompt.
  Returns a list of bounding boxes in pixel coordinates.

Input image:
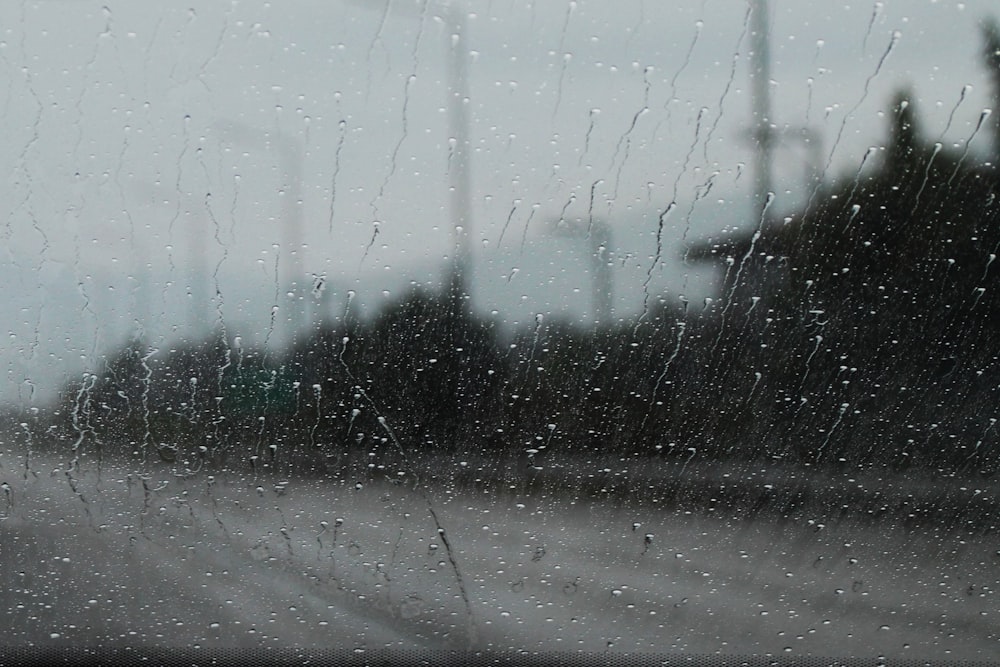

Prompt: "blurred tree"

[688,78,1000,470]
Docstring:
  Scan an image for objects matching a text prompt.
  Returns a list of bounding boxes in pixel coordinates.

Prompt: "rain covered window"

[2,0,1000,663]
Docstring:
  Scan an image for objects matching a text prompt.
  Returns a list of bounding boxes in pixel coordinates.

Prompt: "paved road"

[0,468,442,649]
[1,455,998,660]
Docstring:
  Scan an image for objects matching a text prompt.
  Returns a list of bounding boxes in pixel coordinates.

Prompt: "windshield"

[2,0,999,663]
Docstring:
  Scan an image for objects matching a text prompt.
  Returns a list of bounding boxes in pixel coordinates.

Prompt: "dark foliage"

[22,24,1000,481]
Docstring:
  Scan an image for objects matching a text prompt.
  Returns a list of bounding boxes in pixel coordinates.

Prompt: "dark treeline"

[11,21,1000,480]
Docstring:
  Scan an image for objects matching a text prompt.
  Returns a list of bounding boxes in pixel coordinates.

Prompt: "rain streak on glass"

[0,0,999,662]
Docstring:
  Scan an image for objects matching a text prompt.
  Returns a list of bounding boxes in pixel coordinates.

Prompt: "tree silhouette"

[32,17,1000,481]
[687,59,1000,470]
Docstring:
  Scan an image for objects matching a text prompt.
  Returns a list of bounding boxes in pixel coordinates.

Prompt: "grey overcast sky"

[2,0,998,404]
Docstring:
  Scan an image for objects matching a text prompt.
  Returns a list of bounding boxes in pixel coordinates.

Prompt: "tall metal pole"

[442,3,473,451]
[129,182,209,339]
[213,121,305,343]
[277,136,306,340]
[446,3,472,311]
[549,217,613,328]
[749,0,773,219]
[589,220,613,328]
[188,206,209,337]
[343,1,473,306]
[982,18,1000,164]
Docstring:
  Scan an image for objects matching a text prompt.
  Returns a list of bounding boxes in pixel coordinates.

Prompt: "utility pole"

[441,2,474,452]
[130,182,210,340]
[343,1,474,308]
[445,2,473,315]
[342,0,476,449]
[747,1,822,215]
[590,221,613,328]
[749,0,774,220]
[982,18,1000,164]
[213,120,306,344]
[548,217,613,328]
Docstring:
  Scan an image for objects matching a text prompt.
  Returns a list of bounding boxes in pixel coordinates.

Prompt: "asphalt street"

[1,455,998,660]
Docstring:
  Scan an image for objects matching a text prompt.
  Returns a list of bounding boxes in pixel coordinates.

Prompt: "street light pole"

[345,0,473,309]
[129,182,210,340]
[749,0,773,220]
[547,217,614,329]
[212,120,306,343]
[445,2,472,313]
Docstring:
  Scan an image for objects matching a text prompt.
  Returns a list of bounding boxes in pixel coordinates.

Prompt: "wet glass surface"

[1,1,1000,662]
